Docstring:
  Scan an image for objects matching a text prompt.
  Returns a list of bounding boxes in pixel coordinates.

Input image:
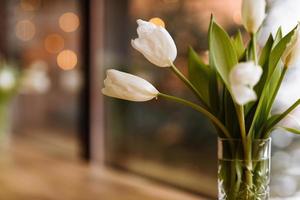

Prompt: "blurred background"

[0,0,299,199]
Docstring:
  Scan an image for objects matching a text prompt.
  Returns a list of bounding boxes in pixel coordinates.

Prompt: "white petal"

[131,19,177,67]
[242,0,266,33]
[232,85,257,105]
[229,61,263,87]
[102,69,159,102]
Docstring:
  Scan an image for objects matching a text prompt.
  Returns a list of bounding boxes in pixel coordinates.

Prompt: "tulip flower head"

[229,61,263,105]
[102,69,159,102]
[131,19,177,67]
[242,0,266,33]
[282,26,300,67]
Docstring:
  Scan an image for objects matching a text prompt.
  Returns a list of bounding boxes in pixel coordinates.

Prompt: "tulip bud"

[282,26,300,67]
[229,61,263,105]
[102,69,159,102]
[131,19,177,67]
[242,0,266,33]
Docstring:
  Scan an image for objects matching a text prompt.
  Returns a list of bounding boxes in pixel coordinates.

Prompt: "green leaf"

[232,30,245,60]
[263,99,300,137]
[272,27,282,48]
[188,47,211,105]
[268,25,298,81]
[208,15,221,116]
[209,20,238,90]
[247,27,298,138]
[248,65,284,138]
[281,127,300,135]
[258,34,274,67]
[223,88,239,137]
[254,34,274,97]
[245,35,274,116]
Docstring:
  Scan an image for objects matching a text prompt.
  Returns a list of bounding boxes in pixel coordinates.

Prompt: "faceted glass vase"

[218,138,271,200]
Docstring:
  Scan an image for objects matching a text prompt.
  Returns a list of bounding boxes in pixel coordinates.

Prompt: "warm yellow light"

[59,12,80,33]
[149,17,165,28]
[15,20,36,41]
[57,50,77,70]
[20,0,41,11]
[44,34,64,54]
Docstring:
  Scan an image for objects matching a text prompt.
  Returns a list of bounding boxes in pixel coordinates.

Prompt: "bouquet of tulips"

[102,0,300,199]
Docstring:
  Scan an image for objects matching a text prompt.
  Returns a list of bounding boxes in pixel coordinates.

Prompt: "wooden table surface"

[0,131,208,200]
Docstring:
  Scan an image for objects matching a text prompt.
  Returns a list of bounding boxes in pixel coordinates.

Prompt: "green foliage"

[281,127,300,135]
[273,27,283,48]
[268,26,297,81]
[246,27,298,138]
[232,30,245,60]
[188,47,211,106]
[186,17,300,138]
[208,20,238,90]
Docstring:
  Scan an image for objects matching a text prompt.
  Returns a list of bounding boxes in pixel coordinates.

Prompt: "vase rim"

[217,137,271,142]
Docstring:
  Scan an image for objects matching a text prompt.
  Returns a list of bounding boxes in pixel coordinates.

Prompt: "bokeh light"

[0,69,16,91]
[15,20,36,41]
[59,12,80,33]
[149,17,165,27]
[44,34,64,54]
[60,70,82,93]
[20,0,41,11]
[21,60,51,94]
[57,50,77,70]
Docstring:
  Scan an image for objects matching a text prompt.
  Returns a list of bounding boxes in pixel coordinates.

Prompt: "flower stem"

[169,62,209,109]
[158,93,231,138]
[235,104,253,188]
[251,33,258,65]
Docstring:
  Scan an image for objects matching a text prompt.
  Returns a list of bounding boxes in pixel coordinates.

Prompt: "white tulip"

[231,85,257,105]
[131,19,177,67]
[282,27,300,67]
[242,0,266,33]
[230,61,263,86]
[229,61,263,105]
[102,69,159,102]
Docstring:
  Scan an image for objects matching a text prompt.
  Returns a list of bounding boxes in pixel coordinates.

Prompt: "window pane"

[104,0,242,197]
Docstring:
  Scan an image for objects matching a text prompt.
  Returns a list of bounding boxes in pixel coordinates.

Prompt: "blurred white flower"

[21,61,50,94]
[131,19,177,67]
[259,0,300,46]
[242,0,266,33]
[229,61,263,105]
[102,69,159,102]
[60,70,82,93]
[0,68,16,91]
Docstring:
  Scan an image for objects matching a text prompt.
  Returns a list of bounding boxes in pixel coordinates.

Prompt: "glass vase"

[218,138,271,200]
